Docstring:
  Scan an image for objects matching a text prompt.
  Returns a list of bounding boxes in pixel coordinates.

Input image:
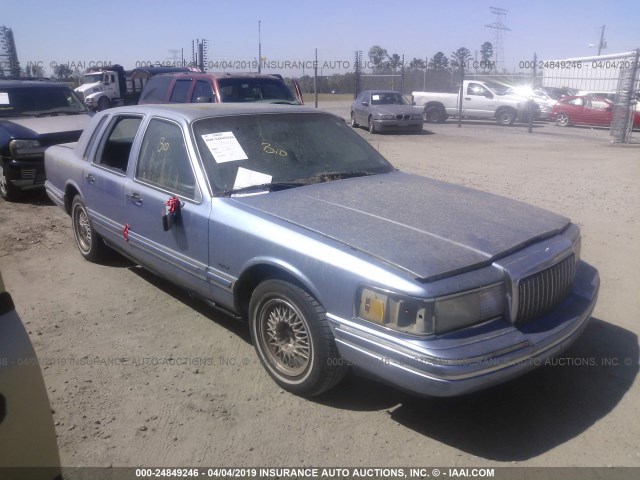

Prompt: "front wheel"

[350,111,358,128]
[97,96,111,111]
[556,113,571,127]
[71,195,109,262]
[249,279,348,397]
[0,162,20,201]
[496,108,516,126]
[368,116,377,134]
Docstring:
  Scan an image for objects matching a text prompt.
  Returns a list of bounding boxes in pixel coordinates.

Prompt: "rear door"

[83,114,144,246]
[122,117,211,298]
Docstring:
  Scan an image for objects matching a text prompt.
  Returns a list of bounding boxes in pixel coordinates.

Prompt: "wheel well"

[424,101,445,111]
[495,106,516,118]
[64,185,80,215]
[234,264,308,318]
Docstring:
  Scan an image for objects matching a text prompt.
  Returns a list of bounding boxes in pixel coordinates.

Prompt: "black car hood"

[234,171,570,281]
[0,114,91,145]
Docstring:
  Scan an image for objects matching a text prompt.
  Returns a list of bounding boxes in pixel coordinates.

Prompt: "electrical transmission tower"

[485,7,509,73]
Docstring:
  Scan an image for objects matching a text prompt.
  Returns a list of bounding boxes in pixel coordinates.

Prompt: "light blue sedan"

[45,104,599,397]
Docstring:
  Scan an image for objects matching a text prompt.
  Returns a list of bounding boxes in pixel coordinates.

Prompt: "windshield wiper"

[297,170,379,183]
[33,110,84,117]
[217,181,304,197]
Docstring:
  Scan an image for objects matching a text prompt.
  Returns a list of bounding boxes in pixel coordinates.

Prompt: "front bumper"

[329,261,599,397]
[2,157,46,191]
[373,118,423,130]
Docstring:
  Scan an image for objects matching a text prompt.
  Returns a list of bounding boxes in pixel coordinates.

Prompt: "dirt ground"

[1,99,639,469]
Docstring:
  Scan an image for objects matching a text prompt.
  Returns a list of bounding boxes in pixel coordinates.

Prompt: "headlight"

[357,284,504,336]
[379,115,395,120]
[9,139,44,159]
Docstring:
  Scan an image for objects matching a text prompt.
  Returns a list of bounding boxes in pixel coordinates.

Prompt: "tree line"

[367,42,495,73]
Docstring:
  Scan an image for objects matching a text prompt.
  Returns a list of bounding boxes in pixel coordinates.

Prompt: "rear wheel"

[71,195,109,262]
[350,111,358,128]
[0,162,20,202]
[424,106,447,123]
[249,279,348,397]
[556,113,571,127]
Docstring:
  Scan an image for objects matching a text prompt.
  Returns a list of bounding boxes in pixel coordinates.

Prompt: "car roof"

[0,79,70,88]
[150,72,287,80]
[98,103,335,122]
[360,90,404,94]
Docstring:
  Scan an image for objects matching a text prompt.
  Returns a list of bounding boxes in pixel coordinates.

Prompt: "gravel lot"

[0,99,639,469]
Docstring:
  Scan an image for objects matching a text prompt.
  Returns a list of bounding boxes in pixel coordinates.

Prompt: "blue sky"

[3,0,640,75]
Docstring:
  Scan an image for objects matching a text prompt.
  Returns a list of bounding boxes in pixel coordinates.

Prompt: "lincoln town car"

[44,104,599,397]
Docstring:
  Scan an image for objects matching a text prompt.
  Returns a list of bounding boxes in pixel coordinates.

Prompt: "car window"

[0,85,87,116]
[94,116,143,173]
[467,83,489,96]
[191,80,215,103]
[139,76,173,103]
[568,98,584,106]
[136,118,197,199]
[590,99,610,110]
[83,115,108,160]
[170,80,192,103]
[217,78,295,103]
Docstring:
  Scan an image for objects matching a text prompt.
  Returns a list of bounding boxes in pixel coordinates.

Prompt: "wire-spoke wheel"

[0,162,19,201]
[71,195,109,262]
[249,279,348,397]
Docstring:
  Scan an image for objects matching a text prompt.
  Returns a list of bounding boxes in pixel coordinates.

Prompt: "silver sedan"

[351,90,423,133]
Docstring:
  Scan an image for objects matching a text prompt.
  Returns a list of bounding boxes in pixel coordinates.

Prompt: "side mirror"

[162,196,182,231]
[361,101,369,106]
[484,92,494,99]
[195,96,213,103]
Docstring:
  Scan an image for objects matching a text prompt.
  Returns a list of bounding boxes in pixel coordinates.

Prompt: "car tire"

[496,108,516,126]
[424,106,447,123]
[97,96,111,112]
[249,279,348,397]
[350,111,358,128]
[71,195,109,262]
[0,162,20,202]
[368,116,377,134]
[556,113,571,127]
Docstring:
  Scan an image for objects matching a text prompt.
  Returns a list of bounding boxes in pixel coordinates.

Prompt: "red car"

[551,95,640,128]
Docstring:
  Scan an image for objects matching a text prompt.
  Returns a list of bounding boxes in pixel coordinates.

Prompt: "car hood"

[233,172,570,281]
[371,105,420,116]
[2,114,91,136]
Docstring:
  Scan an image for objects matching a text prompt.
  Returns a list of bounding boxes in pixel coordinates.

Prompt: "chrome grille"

[517,254,575,323]
[395,114,411,120]
[20,169,36,179]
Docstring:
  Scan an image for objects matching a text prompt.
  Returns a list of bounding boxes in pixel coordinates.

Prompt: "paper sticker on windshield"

[371,94,380,101]
[0,92,9,105]
[233,167,272,192]
[201,131,248,163]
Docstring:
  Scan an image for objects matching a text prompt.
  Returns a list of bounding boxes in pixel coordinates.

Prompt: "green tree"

[388,53,402,72]
[428,52,450,70]
[368,45,388,70]
[53,64,74,81]
[408,57,426,71]
[480,42,494,71]
[450,47,472,70]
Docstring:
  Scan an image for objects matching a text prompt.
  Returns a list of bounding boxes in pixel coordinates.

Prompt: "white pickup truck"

[412,80,536,125]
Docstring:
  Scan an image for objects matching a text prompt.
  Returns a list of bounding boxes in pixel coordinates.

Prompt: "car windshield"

[217,78,297,104]
[192,112,394,195]
[83,73,103,84]
[0,86,88,117]
[370,93,409,105]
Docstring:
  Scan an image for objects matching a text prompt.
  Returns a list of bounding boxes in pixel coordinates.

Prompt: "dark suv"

[0,80,92,201]
[138,72,303,105]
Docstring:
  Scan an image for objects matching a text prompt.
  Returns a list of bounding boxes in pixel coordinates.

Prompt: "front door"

[123,117,211,298]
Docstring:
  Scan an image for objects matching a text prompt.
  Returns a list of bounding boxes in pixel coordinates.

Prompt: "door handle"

[125,192,143,205]
[85,173,95,184]
[464,97,471,101]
